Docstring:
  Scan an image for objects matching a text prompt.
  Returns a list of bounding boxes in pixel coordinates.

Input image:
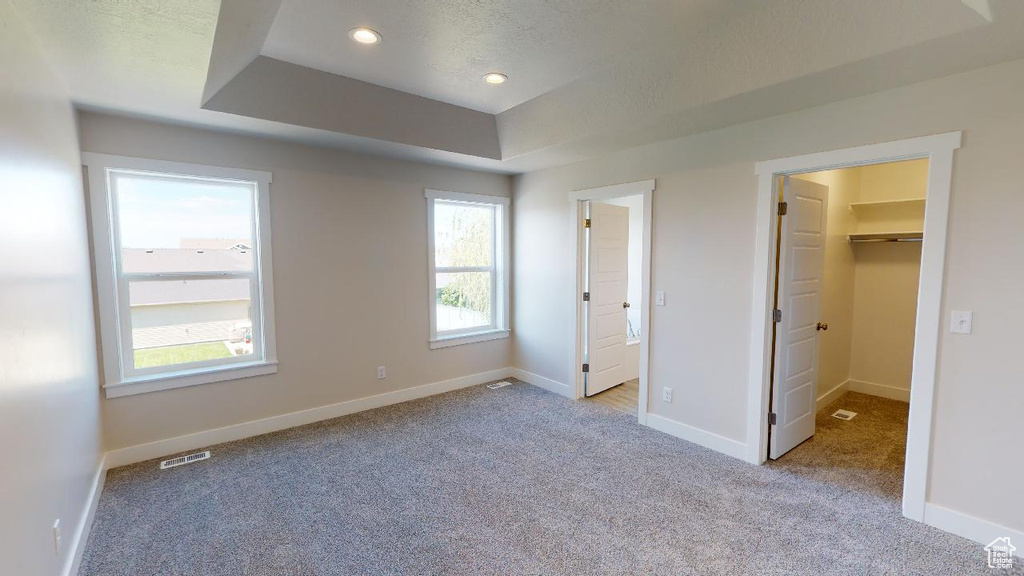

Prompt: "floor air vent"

[160,451,211,470]
[832,409,857,420]
[487,380,514,390]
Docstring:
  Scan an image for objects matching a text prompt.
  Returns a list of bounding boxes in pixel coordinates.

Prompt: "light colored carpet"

[80,382,1010,575]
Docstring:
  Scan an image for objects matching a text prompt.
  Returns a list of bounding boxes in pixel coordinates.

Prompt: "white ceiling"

[261,0,748,114]
[10,0,1024,173]
[10,0,219,118]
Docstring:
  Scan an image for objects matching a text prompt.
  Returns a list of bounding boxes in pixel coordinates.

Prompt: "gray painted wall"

[78,111,513,450]
[512,58,1024,535]
[0,3,103,574]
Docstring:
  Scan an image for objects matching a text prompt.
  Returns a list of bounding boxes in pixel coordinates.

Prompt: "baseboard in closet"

[816,380,850,411]
[848,379,911,403]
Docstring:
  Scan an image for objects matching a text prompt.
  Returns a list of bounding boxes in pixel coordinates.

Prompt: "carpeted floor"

[80,382,1010,575]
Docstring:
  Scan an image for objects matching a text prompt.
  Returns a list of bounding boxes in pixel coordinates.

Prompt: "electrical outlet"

[52,519,61,556]
[655,291,665,306]
[376,366,386,380]
[662,387,673,403]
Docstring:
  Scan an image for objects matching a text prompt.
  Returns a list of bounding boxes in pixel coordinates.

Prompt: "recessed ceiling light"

[349,27,381,45]
[483,73,508,85]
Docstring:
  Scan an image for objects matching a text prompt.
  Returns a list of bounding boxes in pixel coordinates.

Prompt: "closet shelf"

[848,197,926,214]
[848,231,923,243]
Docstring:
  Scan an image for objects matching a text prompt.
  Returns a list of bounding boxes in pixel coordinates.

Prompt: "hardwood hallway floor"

[585,378,638,414]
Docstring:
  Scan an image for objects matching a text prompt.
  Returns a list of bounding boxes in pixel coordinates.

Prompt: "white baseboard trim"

[848,379,911,403]
[645,414,748,461]
[816,379,850,411]
[63,455,106,576]
[106,367,514,469]
[924,503,1024,546]
[511,368,572,397]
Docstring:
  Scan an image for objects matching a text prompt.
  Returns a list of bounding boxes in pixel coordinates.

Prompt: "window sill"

[430,329,510,350]
[104,360,278,398]
[627,338,641,346]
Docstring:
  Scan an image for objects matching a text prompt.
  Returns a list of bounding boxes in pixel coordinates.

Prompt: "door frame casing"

[746,132,962,523]
[569,180,655,424]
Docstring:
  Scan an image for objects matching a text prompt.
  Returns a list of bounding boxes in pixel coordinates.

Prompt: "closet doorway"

[746,131,961,524]
[768,159,928,471]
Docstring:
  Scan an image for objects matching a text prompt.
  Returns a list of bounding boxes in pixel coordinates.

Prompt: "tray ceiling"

[11,0,1024,172]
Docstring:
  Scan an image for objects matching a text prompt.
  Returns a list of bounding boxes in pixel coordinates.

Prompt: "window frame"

[83,153,278,398]
[425,189,510,349]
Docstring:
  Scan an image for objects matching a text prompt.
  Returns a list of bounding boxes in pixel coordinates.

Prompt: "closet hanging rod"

[847,231,923,243]
[848,237,923,243]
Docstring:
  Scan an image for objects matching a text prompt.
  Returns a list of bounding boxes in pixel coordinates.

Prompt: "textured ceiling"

[261,0,747,114]
[11,0,1024,173]
[10,0,219,119]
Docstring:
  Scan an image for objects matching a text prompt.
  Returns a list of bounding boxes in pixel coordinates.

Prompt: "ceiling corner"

[202,0,284,105]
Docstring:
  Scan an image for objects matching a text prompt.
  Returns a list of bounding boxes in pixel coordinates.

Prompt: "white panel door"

[586,202,630,396]
[770,177,829,459]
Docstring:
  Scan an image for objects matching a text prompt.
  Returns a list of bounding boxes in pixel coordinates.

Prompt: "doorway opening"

[766,159,929,501]
[569,180,654,423]
[747,132,961,524]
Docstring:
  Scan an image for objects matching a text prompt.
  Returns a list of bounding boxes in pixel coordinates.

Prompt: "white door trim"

[569,180,654,425]
[746,132,961,524]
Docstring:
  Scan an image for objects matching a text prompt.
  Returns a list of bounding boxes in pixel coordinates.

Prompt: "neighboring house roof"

[123,248,252,306]
[179,238,251,250]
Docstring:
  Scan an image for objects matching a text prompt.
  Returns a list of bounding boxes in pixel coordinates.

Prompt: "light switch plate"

[950,310,973,334]
[655,291,665,306]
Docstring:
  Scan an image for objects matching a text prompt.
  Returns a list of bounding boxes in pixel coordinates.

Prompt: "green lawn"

[134,342,232,369]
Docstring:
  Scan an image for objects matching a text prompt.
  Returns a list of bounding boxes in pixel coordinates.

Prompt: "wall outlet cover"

[950,310,973,334]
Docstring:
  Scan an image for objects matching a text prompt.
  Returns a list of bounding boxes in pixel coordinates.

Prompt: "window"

[426,190,509,348]
[83,154,277,397]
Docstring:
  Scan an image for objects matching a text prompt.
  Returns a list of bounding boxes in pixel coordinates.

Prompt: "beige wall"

[0,2,103,574]
[512,59,1024,533]
[848,161,927,398]
[848,242,922,396]
[78,112,512,450]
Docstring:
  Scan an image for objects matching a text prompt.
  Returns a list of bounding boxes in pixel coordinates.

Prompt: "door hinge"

[769,412,777,426]
[778,201,788,216]
[582,363,590,373]
[583,218,591,228]
[773,309,783,323]
[582,292,590,301]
